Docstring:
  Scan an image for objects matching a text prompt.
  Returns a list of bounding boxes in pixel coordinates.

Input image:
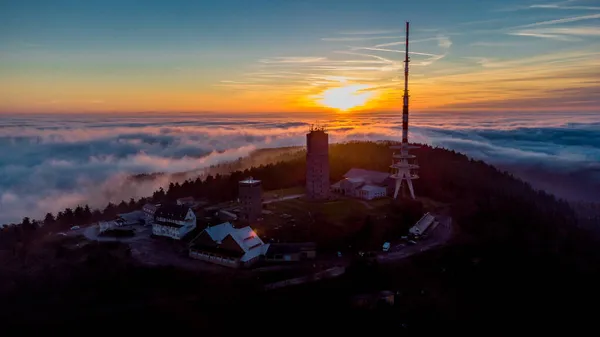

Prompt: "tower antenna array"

[390,21,419,199]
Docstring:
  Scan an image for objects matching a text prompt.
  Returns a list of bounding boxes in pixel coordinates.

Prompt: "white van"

[382,242,391,252]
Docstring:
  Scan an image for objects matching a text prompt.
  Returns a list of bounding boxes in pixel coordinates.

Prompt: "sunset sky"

[1,0,599,113]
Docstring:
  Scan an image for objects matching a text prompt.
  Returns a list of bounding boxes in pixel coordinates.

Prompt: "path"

[81,224,151,243]
[264,214,454,290]
[377,214,453,263]
[262,194,304,204]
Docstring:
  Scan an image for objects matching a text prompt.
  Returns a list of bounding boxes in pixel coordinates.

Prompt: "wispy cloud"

[321,36,402,42]
[259,57,327,64]
[437,35,453,48]
[333,51,396,65]
[349,46,441,57]
[338,29,403,35]
[470,41,524,47]
[521,26,600,36]
[509,25,600,41]
[213,13,597,115]
[458,18,507,26]
[492,0,591,12]
[414,54,447,66]
[530,4,600,10]
[463,50,599,69]
[518,13,600,28]
[374,37,439,48]
[509,31,582,41]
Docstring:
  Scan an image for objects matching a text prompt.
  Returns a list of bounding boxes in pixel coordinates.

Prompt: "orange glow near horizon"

[2,0,600,115]
[316,84,376,112]
[1,43,598,114]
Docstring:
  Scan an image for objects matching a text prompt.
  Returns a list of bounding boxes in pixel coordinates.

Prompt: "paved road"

[377,214,453,263]
[262,214,454,276]
[81,224,151,243]
[262,215,454,290]
[71,211,452,275]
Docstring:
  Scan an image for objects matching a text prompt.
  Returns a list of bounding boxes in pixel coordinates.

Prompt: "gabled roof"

[155,204,191,221]
[346,177,365,184]
[143,203,158,214]
[410,212,435,234]
[359,184,386,193]
[201,222,268,262]
[117,210,144,223]
[343,168,390,185]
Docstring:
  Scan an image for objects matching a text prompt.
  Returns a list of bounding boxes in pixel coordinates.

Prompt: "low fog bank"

[0,112,598,224]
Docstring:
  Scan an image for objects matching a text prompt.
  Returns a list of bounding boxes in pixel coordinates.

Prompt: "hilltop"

[1,141,599,332]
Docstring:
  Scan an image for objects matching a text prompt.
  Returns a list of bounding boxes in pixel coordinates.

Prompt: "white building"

[409,212,437,237]
[357,184,387,200]
[152,204,196,240]
[142,203,159,223]
[189,222,269,268]
[331,168,391,200]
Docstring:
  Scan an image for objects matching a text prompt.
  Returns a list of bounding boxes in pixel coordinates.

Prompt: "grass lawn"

[366,197,392,209]
[253,193,434,249]
[263,186,306,199]
[416,196,448,212]
[255,197,373,244]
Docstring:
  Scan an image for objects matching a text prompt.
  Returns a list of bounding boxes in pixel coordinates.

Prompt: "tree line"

[3,140,598,271]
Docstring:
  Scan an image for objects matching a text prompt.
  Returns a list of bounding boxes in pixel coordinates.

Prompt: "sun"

[317,84,375,111]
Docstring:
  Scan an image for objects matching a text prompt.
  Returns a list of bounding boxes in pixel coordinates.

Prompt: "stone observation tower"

[306,125,330,200]
[238,177,262,223]
[390,21,420,199]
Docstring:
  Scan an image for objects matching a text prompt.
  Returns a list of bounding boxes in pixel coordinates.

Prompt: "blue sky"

[1,0,599,113]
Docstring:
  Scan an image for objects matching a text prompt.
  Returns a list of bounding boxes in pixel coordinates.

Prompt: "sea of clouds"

[0,111,598,224]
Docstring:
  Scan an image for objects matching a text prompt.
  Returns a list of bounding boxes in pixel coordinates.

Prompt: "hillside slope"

[1,141,599,332]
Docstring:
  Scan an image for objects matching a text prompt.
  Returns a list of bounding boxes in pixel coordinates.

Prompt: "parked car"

[70,226,80,231]
[382,242,391,252]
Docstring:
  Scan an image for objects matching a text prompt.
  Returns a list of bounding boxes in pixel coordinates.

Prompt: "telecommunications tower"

[306,124,330,200]
[390,21,419,199]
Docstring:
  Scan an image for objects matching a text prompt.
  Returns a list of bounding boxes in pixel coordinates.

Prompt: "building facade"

[142,203,159,223]
[152,204,196,240]
[409,212,437,237]
[357,185,387,200]
[306,126,330,200]
[238,178,262,224]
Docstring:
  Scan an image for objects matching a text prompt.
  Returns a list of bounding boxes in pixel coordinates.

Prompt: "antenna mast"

[402,21,410,146]
[390,21,419,199]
